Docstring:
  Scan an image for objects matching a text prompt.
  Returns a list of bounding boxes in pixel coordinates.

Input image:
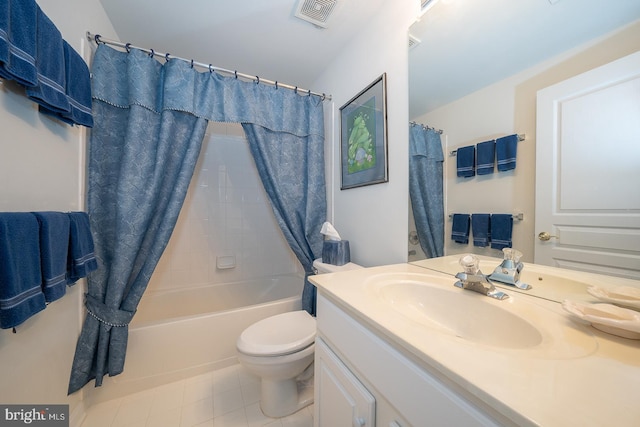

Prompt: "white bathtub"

[87,274,303,404]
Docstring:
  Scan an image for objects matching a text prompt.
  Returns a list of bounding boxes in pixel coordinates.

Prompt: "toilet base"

[260,374,314,418]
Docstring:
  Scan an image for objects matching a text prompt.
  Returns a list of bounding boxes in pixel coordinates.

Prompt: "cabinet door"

[315,338,375,427]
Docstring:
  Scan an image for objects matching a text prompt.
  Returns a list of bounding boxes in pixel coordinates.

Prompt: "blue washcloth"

[451,213,470,244]
[0,212,46,329]
[456,145,475,178]
[66,212,98,284]
[490,214,513,250]
[25,6,70,114]
[39,41,94,127]
[471,214,491,247]
[0,0,38,86]
[32,212,70,302]
[476,140,495,175]
[496,134,518,171]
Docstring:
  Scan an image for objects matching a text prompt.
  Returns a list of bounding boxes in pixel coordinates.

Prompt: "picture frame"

[339,73,388,190]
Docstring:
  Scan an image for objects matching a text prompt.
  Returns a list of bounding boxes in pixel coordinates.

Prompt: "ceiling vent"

[294,0,337,29]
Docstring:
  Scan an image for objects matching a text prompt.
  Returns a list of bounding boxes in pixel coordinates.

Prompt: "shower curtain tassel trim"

[87,32,332,101]
[85,307,130,328]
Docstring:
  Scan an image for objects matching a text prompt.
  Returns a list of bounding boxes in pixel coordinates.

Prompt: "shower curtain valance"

[91,45,324,138]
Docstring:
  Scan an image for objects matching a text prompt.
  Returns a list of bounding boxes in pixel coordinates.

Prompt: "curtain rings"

[148,48,154,58]
[255,76,260,85]
[125,43,131,53]
[274,81,278,90]
[190,59,194,68]
[165,53,170,62]
[234,71,238,79]
[308,89,311,97]
[209,64,213,73]
[94,34,102,45]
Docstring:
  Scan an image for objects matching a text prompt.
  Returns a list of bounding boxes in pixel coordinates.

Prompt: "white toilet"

[236,259,362,418]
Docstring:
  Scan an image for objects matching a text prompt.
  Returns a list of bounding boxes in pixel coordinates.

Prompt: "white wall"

[415,20,640,263]
[313,0,418,267]
[0,1,117,424]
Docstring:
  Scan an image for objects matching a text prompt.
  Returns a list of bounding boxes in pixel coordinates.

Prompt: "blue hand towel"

[456,146,475,178]
[496,134,518,171]
[66,212,98,284]
[490,214,513,250]
[471,214,491,247]
[32,212,70,302]
[39,41,94,127]
[476,140,495,175]
[0,0,38,86]
[25,6,70,114]
[451,213,470,244]
[0,212,46,329]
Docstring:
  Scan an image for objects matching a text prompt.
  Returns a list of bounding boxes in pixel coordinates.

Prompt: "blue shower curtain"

[409,124,444,258]
[242,124,326,315]
[68,45,326,393]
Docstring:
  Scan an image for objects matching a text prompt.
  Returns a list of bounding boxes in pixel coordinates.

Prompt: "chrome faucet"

[454,254,509,300]
[488,248,532,290]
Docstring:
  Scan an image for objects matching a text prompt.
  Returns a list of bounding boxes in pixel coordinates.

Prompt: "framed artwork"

[339,73,388,190]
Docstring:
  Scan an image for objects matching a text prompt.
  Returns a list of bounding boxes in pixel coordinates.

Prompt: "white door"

[535,51,640,279]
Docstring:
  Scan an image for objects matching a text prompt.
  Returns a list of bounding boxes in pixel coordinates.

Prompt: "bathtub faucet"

[454,254,509,300]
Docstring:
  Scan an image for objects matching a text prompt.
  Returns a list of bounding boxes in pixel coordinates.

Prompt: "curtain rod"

[410,121,443,134]
[86,32,331,101]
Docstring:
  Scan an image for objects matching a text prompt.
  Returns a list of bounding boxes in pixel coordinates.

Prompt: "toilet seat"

[237,310,316,357]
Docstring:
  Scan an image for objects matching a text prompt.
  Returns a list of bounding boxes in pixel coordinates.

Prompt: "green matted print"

[340,73,388,189]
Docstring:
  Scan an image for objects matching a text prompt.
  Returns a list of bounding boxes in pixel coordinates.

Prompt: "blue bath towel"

[490,214,513,250]
[0,0,38,87]
[451,213,470,244]
[25,6,70,114]
[0,212,47,329]
[456,146,475,178]
[496,134,518,172]
[39,41,94,127]
[471,214,491,247]
[476,140,495,175]
[66,212,98,284]
[32,212,70,302]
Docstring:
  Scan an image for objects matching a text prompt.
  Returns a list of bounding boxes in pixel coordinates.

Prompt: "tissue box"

[322,240,350,266]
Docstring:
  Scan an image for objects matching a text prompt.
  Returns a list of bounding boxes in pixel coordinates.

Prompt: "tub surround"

[310,263,640,426]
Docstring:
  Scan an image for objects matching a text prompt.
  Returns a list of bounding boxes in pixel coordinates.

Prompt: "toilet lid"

[237,310,316,356]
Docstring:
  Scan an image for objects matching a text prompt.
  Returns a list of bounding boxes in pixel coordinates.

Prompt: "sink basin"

[363,272,598,358]
[377,280,543,349]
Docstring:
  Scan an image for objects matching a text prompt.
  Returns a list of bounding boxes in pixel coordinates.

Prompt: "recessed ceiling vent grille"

[294,0,337,29]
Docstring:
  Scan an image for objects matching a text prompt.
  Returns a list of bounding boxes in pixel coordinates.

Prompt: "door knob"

[538,231,558,241]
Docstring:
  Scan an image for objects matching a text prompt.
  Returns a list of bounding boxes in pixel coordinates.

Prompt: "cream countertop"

[309,263,640,427]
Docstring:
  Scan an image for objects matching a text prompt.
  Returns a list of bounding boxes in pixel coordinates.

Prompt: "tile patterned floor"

[81,364,314,427]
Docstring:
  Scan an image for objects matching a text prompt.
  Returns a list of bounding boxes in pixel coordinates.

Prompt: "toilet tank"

[313,258,363,274]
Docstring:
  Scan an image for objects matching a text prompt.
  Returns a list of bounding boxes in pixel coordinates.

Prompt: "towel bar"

[448,213,524,221]
[449,134,525,156]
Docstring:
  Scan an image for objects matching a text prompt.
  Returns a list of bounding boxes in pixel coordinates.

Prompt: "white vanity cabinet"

[314,293,505,427]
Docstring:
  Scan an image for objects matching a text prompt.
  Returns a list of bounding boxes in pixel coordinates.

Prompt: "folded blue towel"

[0,0,38,86]
[496,134,518,171]
[471,214,491,247]
[476,140,495,175]
[66,212,98,284]
[32,212,70,302]
[39,41,94,127]
[0,212,47,329]
[490,214,513,250]
[456,146,475,177]
[25,6,70,114]
[451,213,470,244]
